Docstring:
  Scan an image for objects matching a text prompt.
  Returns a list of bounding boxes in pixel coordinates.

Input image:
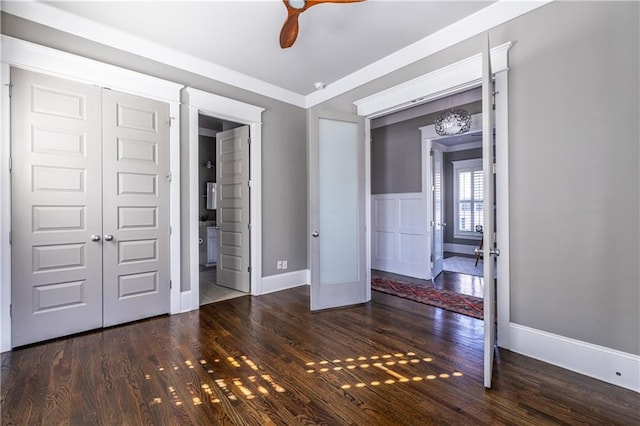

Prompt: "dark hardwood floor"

[2,285,639,425]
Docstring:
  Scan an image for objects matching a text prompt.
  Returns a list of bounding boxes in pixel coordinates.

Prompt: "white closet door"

[101,89,170,326]
[10,68,103,346]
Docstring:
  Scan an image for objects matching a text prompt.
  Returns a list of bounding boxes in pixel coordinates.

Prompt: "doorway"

[355,42,512,349]
[181,87,265,311]
[369,88,485,298]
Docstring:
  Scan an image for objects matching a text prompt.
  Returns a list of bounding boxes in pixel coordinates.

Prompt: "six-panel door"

[10,68,170,346]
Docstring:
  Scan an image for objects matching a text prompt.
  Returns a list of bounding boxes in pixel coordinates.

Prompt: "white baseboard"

[444,243,477,255]
[509,323,640,392]
[180,290,193,313]
[261,269,310,295]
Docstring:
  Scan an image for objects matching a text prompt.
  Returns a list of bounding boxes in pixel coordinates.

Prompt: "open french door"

[482,35,497,389]
[309,110,368,310]
[431,142,445,278]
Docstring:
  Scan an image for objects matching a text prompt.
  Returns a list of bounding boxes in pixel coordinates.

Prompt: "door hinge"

[430,149,434,156]
[9,304,12,317]
[247,266,251,273]
[430,253,434,262]
[6,82,13,98]
[8,231,11,244]
[169,116,175,127]
[169,226,172,235]
[247,137,251,145]
[166,172,172,182]
[8,157,12,172]
[248,180,252,188]
[248,223,252,231]
[492,163,496,174]
[169,280,172,289]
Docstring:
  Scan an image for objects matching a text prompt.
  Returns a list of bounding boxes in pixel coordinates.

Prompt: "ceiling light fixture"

[434,108,472,137]
[314,81,326,90]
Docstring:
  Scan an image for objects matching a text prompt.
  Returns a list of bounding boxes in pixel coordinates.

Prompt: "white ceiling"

[2,1,549,107]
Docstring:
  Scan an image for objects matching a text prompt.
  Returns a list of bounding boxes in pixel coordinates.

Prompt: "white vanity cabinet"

[206,226,218,266]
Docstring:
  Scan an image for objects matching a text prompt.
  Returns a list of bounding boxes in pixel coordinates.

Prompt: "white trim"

[183,87,264,311]
[354,43,512,118]
[180,291,193,314]
[261,270,310,295]
[510,324,640,392]
[494,71,511,348]
[1,1,550,108]
[443,243,477,256]
[444,141,482,153]
[358,44,512,352]
[0,2,305,108]
[0,37,183,351]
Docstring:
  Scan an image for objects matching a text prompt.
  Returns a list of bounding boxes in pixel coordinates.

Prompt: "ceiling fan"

[280,0,365,49]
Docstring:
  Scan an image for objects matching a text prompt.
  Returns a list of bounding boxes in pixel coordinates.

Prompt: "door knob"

[90,234,101,242]
[312,231,319,237]
[104,234,114,242]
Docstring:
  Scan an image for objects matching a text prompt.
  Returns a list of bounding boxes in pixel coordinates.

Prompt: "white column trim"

[183,87,265,311]
[0,36,183,351]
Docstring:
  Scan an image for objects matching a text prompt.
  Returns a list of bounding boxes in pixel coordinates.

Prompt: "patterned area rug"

[371,277,483,320]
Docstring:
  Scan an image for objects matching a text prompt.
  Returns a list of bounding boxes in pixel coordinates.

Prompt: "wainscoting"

[371,193,430,279]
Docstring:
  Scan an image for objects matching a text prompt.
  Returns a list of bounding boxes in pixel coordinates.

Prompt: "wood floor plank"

[2,284,639,425]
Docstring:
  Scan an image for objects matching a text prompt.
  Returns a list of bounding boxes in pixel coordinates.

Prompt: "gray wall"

[311,1,640,355]
[371,101,481,194]
[1,12,309,283]
[371,121,422,194]
[443,148,482,246]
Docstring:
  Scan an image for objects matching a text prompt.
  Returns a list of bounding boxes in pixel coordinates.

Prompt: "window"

[453,159,483,239]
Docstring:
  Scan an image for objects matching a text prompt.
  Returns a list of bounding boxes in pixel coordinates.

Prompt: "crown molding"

[2,0,552,110]
[305,0,552,108]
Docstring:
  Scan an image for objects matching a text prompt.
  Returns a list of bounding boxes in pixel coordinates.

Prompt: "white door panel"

[11,68,103,346]
[432,144,444,278]
[310,112,368,310]
[102,89,170,326]
[216,126,250,292]
[482,36,497,389]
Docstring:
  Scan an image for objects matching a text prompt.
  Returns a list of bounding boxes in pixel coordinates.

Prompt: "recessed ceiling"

[37,0,493,95]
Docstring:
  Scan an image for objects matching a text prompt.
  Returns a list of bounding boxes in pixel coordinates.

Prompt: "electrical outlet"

[282,260,288,270]
[277,261,282,270]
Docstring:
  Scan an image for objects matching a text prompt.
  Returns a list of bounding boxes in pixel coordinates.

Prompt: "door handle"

[104,234,114,242]
[476,247,500,257]
[90,234,101,242]
[312,231,319,238]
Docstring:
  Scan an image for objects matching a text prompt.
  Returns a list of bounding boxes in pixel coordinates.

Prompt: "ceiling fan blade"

[279,0,366,48]
[280,13,300,49]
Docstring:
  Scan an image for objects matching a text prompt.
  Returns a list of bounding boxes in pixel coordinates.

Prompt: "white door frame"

[355,42,512,349]
[182,87,264,309]
[0,36,183,351]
